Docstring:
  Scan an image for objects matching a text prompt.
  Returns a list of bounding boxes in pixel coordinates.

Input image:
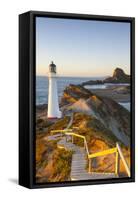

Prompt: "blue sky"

[36,17,130,77]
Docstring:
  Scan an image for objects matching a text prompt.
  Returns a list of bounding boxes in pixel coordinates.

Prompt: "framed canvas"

[19,11,135,189]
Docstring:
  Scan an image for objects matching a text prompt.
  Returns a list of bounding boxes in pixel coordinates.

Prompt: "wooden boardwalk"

[47,134,116,181]
[46,113,130,180]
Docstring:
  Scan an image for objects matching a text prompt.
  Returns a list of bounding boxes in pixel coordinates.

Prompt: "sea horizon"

[36,75,108,79]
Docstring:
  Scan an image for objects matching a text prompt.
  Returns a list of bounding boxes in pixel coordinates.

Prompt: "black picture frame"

[19,10,135,189]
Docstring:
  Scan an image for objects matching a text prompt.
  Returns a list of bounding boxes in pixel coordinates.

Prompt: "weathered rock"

[104,68,130,83]
[60,84,92,106]
[82,67,130,85]
[61,84,130,146]
[82,80,103,86]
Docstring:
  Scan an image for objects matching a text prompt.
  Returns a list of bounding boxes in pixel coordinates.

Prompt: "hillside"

[36,83,130,181]
[61,84,130,146]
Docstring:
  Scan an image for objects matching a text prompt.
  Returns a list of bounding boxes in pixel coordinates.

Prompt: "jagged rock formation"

[82,68,130,86]
[61,84,130,146]
[104,68,130,83]
[61,84,92,105]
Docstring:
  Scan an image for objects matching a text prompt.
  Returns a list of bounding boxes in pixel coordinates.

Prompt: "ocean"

[36,76,105,105]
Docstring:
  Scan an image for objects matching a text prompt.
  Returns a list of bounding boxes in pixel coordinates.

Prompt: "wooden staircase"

[47,114,130,180]
[47,134,116,181]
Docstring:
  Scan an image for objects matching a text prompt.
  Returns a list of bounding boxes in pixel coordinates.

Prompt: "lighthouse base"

[47,111,62,119]
[47,117,58,119]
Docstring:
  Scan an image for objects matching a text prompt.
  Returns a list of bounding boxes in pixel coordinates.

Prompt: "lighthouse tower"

[47,61,61,119]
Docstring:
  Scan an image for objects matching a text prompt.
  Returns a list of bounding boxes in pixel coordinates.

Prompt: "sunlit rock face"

[61,84,130,146]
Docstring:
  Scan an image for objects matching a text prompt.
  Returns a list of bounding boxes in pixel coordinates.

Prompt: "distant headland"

[81,68,130,86]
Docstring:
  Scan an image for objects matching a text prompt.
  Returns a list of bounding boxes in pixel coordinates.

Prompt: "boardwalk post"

[84,139,85,149]
[116,142,130,177]
[66,135,68,142]
[72,135,73,143]
[115,147,119,176]
[88,158,92,173]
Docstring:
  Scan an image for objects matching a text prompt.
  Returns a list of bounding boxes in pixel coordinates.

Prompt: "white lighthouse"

[47,61,61,119]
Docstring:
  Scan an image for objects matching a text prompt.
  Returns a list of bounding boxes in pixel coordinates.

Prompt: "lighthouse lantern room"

[47,61,61,119]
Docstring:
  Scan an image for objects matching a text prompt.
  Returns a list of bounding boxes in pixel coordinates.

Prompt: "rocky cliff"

[104,68,130,83]
[82,68,130,86]
[61,84,130,147]
[36,83,130,180]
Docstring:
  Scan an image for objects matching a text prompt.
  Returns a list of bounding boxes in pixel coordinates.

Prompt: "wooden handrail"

[116,143,130,177]
[65,132,90,156]
[51,129,72,134]
[50,116,130,177]
[65,132,85,139]
[84,138,90,156]
[88,148,117,159]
